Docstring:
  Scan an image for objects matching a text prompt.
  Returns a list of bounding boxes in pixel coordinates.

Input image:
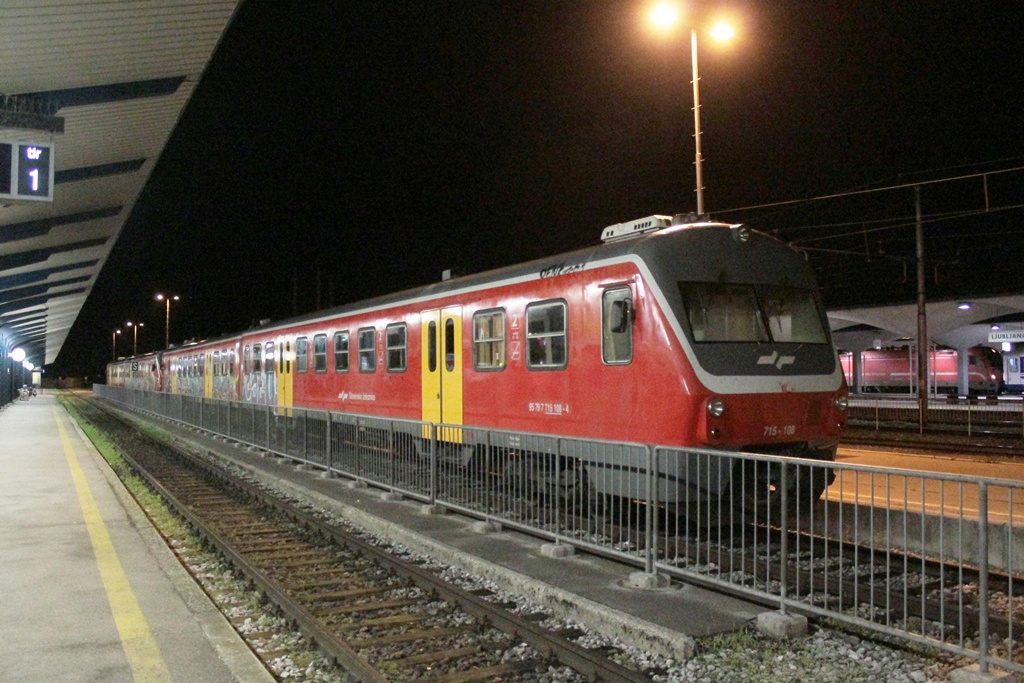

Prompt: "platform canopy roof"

[0,0,241,367]
[828,295,1024,352]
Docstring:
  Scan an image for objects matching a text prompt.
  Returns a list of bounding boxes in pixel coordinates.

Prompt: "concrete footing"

[756,610,808,639]
[627,572,671,589]
[346,480,368,490]
[540,543,575,558]
[470,521,502,534]
[419,504,447,516]
[379,491,403,502]
[948,664,1016,683]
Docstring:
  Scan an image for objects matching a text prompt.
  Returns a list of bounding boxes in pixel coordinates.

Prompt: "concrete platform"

[0,394,272,682]
[104,399,767,662]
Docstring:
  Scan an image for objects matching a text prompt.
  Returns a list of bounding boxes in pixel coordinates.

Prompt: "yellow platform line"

[55,408,173,682]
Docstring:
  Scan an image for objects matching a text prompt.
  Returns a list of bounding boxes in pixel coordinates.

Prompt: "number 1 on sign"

[28,168,38,191]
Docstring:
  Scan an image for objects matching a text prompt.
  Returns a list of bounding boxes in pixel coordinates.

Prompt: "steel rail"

[78,394,656,683]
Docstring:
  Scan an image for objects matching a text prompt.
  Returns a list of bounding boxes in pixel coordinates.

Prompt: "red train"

[839,347,1001,395]
[108,214,849,505]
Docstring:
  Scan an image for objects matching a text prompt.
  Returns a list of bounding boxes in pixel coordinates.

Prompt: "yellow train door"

[421,307,463,441]
[204,352,213,397]
[276,336,294,412]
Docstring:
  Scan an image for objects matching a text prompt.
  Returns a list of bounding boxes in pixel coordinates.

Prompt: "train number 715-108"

[764,425,796,437]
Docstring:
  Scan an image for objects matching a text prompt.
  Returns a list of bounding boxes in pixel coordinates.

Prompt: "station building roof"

[0,0,241,367]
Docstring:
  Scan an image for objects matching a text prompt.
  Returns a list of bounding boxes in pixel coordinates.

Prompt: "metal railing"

[849,395,1024,438]
[94,385,1024,675]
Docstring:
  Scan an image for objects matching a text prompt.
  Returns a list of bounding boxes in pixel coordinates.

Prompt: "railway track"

[79,392,1024,672]
[842,428,1024,457]
[662,523,1024,648]
[68,394,656,683]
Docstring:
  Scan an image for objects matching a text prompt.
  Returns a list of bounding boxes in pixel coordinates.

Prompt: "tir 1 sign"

[0,140,55,202]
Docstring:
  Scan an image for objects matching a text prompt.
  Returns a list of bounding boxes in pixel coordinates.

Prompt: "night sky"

[53,1,1024,376]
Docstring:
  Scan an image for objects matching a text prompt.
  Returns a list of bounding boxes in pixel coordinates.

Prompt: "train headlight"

[834,395,849,412]
[707,398,726,418]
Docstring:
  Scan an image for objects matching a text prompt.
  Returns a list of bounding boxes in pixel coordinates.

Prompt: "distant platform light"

[991,324,1001,331]
[957,302,971,310]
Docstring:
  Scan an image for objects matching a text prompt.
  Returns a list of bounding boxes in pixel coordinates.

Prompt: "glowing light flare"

[709,22,735,41]
[649,3,680,31]
[10,347,26,362]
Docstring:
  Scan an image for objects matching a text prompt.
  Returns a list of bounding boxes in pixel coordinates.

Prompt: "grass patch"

[58,396,191,539]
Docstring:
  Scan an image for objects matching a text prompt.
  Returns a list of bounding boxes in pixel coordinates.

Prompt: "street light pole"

[691,27,704,216]
[649,6,733,216]
[126,321,144,356]
[112,329,121,361]
[155,293,180,349]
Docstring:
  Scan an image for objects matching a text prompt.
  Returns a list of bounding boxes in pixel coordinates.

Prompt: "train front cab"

[1006,348,1024,393]
[633,224,849,517]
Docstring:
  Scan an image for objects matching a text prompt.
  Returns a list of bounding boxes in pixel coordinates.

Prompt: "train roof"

[139,214,817,356]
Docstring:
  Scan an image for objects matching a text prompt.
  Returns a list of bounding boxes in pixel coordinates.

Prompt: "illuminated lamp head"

[9,347,26,363]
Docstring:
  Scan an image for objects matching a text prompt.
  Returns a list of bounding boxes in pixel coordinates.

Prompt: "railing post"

[484,433,492,516]
[325,412,333,474]
[779,462,790,614]
[265,404,271,451]
[978,481,990,673]
[645,447,655,575]
[429,423,437,506]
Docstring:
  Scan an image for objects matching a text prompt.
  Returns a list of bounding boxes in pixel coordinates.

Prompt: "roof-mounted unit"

[600,215,672,243]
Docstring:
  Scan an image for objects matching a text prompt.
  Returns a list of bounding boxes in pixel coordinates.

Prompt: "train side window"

[602,287,634,364]
[266,342,276,374]
[313,334,328,373]
[473,309,506,371]
[526,300,567,369]
[445,318,456,371]
[386,323,407,372]
[358,327,376,372]
[213,351,220,376]
[295,336,309,373]
[253,344,262,373]
[229,349,236,375]
[427,321,437,373]
[244,345,251,373]
[334,331,350,372]
[199,353,205,377]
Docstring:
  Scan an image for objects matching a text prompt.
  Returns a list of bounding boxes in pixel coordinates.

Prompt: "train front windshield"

[680,282,828,344]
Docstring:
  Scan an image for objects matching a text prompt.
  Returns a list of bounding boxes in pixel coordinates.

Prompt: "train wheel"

[499,453,593,514]
[547,457,593,515]
[732,460,831,524]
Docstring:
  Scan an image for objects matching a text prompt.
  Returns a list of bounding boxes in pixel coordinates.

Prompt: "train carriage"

[839,347,1002,395]
[108,214,849,509]
[1005,348,1024,393]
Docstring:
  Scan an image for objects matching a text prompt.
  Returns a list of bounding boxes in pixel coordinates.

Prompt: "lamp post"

[649,5,734,215]
[155,293,180,349]
[125,321,144,356]
[111,329,121,361]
